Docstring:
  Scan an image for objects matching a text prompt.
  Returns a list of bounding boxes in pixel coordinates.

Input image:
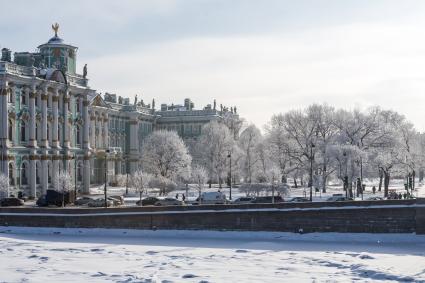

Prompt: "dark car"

[136,197,159,206]
[0,197,24,207]
[251,196,284,203]
[36,190,73,207]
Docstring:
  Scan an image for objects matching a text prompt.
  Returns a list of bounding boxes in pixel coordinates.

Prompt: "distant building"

[0,25,240,197]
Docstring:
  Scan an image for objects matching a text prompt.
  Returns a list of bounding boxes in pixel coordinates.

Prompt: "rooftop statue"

[83,64,87,78]
[52,23,59,37]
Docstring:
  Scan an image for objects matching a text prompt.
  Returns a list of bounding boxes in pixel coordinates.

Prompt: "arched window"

[21,163,28,185]
[9,163,14,186]
[8,119,13,142]
[77,163,82,181]
[36,163,40,185]
[35,122,39,142]
[47,123,51,143]
[76,126,81,145]
[20,121,26,142]
[48,163,52,184]
[21,93,26,105]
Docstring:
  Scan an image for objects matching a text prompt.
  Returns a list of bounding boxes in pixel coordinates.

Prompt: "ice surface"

[0,227,424,282]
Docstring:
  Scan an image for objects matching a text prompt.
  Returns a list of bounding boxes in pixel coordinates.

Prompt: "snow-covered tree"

[141,130,192,180]
[0,174,9,199]
[54,170,73,207]
[130,170,152,201]
[191,165,208,202]
[239,124,263,183]
[198,121,235,188]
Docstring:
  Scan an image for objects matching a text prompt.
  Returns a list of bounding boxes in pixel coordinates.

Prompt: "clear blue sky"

[2,0,425,130]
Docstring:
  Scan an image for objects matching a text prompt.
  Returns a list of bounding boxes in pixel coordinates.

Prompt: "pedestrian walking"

[175,193,179,200]
[372,186,376,194]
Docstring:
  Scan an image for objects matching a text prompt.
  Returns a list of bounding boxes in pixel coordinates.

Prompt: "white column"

[98,117,103,149]
[129,118,139,173]
[52,89,59,148]
[41,157,48,194]
[40,88,48,148]
[63,91,70,149]
[28,88,37,148]
[29,157,36,198]
[90,115,96,149]
[82,97,90,149]
[104,115,109,148]
[82,96,90,193]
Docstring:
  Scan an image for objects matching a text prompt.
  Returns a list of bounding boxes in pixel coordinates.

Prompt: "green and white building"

[0,26,239,198]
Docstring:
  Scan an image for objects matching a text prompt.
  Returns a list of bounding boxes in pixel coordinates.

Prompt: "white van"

[193,191,227,205]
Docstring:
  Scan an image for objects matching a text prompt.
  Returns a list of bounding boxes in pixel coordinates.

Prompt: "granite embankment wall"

[0,199,424,234]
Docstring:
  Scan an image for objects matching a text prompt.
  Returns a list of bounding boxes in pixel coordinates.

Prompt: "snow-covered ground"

[0,227,424,282]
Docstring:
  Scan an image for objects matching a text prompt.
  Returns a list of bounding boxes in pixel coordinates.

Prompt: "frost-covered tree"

[239,124,263,183]
[0,174,9,199]
[130,170,152,201]
[198,121,235,188]
[191,165,208,202]
[54,171,73,207]
[141,130,192,181]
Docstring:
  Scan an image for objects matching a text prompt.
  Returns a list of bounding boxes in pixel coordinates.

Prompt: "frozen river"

[0,227,424,282]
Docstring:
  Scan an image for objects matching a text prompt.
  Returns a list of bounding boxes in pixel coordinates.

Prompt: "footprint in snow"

[358,254,374,260]
[182,274,198,279]
[235,249,248,253]
[92,272,107,277]
[146,251,159,255]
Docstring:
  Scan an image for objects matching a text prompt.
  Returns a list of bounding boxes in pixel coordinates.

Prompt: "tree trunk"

[384,171,390,197]
[419,169,424,182]
[293,178,298,188]
[322,174,327,193]
[378,169,383,192]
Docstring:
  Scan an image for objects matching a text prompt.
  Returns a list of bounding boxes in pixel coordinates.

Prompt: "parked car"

[74,196,94,206]
[36,190,73,207]
[154,197,182,206]
[251,196,284,204]
[326,196,353,202]
[233,197,255,204]
[366,196,384,201]
[137,197,159,206]
[87,198,114,207]
[0,197,24,207]
[193,191,227,205]
[288,197,310,203]
[108,195,125,205]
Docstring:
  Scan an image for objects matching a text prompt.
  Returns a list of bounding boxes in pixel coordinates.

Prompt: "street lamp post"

[227,150,232,200]
[104,149,110,208]
[125,156,129,195]
[309,143,315,202]
[343,151,348,198]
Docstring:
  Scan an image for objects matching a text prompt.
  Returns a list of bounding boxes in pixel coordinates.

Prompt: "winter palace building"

[0,26,239,198]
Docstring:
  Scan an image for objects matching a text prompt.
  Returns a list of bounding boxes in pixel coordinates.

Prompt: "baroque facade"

[0,27,239,198]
